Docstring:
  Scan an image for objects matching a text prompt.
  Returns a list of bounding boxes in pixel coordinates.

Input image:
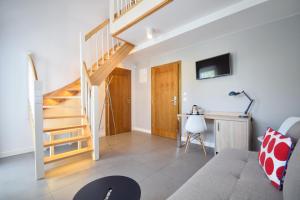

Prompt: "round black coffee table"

[73,176,141,200]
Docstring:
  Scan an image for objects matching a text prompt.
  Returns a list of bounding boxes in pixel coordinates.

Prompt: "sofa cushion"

[258,128,293,190]
[283,141,300,200]
[168,149,283,200]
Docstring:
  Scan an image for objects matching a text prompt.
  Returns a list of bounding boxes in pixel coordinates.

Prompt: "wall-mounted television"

[196,53,231,80]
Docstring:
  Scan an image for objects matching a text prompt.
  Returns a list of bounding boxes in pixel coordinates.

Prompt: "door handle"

[171,96,177,106]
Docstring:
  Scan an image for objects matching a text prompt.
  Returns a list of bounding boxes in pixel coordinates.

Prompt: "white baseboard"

[0,147,34,158]
[181,136,215,148]
[132,127,151,134]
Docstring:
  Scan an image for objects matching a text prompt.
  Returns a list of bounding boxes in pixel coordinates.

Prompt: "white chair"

[258,117,300,143]
[278,117,300,135]
[185,115,207,156]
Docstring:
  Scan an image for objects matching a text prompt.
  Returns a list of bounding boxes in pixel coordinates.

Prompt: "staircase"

[28,18,134,179]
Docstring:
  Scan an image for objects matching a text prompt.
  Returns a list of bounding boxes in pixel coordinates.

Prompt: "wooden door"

[106,68,131,135]
[151,61,180,139]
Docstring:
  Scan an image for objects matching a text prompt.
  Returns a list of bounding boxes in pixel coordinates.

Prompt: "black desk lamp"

[229,90,254,118]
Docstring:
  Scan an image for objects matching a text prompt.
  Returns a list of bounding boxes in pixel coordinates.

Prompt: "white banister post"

[111,36,115,54]
[79,32,85,149]
[79,32,85,115]
[110,0,115,21]
[120,0,123,14]
[96,33,99,70]
[33,80,44,180]
[107,25,110,59]
[116,0,119,17]
[101,31,104,64]
[91,86,100,160]
[49,135,55,156]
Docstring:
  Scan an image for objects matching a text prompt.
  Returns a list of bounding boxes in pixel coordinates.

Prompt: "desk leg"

[213,120,217,155]
[177,117,182,148]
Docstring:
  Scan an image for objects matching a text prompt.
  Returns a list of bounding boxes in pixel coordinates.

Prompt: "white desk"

[177,112,252,154]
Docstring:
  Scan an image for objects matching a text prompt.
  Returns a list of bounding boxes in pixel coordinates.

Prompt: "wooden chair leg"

[199,134,207,157]
[185,134,191,153]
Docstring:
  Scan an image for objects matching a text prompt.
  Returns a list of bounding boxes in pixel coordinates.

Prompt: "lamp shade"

[229,91,240,96]
[185,115,207,134]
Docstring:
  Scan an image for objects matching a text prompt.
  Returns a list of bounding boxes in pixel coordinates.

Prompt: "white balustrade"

[79,20,122,161]
[112,0,142,21]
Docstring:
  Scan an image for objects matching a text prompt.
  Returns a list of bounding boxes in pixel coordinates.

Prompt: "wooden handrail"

[27,53,38,80]
[83,62,92,86]
[85,19,110,42]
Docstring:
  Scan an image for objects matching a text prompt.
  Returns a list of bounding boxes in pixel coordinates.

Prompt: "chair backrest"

[279,117,300,143]
[185,115,207,134]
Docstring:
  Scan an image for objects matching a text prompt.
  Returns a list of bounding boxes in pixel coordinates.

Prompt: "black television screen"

[196,53,231,80]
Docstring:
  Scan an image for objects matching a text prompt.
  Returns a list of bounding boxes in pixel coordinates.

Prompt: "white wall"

[0,0,108,157]
[132,15,300,150]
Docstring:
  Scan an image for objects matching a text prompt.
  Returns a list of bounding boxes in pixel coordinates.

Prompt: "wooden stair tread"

[44,96,80,99]
[44,115,85,119]
[43,105,79,109]
[66,88,80,92]
[44,147,93,164]
[44,135,90,147]
[64,86,81,94]
[43,125,86,133]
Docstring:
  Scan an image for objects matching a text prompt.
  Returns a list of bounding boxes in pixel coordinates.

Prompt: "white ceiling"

[118,0,242,44]
[121,0,300,63]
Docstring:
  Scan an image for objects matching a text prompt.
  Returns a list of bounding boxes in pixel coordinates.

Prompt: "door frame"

[151,61,181,139]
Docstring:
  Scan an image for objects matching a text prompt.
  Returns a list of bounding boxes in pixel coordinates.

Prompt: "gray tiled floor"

[0,131,213,200]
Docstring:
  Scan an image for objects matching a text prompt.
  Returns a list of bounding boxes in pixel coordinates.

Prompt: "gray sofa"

[168,120,300,200]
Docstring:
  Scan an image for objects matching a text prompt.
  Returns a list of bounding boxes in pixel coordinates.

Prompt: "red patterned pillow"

[258,128,293,190]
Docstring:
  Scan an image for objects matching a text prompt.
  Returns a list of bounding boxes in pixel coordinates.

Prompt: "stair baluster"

[112,0,143,21]
[107,25,110,60]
